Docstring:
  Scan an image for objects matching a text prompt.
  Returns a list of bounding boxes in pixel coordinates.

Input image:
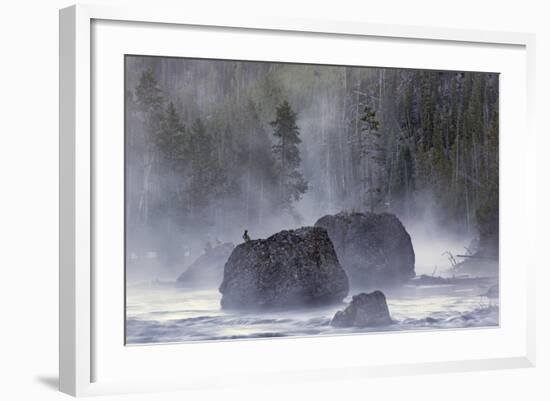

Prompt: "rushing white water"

[126,280,499,344]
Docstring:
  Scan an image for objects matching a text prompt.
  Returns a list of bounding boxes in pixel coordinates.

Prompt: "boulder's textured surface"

[176,243,234,288]
[315,211,415,289]
[219,227,349,310]
[331,291,392,328]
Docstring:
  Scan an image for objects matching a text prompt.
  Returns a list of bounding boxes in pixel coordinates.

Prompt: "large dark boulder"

[331,291,392,328]
[219,227,349,310]
[176,243,234,288]
[315,211,415,289]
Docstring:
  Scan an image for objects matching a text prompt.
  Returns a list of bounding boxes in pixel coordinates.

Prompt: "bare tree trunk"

[279,132,286,209]
[340,70,348,201]
[245,142,252,225]
[138,149,156,224]
[483,84,490,182]
[404,150,410,218]
[465,179,471,234]
[219,128,225,165]
[323,94,332,212]
[354,75,361,207]
[454,118,460,187]
[471,134,478,210]
[259,179,264,226]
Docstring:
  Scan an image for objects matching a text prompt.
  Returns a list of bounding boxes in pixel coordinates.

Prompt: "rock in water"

[176,243,234,288]
[219,227,349,309]
[315,211,415,289]
[331,291,392,328]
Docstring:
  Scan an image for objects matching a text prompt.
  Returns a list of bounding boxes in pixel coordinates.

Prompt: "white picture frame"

[59,3,536,397]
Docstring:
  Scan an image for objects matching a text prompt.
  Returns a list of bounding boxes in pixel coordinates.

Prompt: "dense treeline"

[125,56,498,268]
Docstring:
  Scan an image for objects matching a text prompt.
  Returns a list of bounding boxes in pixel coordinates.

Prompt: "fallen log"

[456,254,498,260]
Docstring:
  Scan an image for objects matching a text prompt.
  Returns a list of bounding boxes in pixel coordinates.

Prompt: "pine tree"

[153,102,188,222]
[360,105,382,211]
[135,68,164,121]
[270,100,308,214]
[156,102,186,161]
[133,69,165,225]
[188,118,225,222]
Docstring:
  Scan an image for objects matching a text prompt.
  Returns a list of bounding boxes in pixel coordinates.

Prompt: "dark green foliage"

[270,101,308,213]
[360,106,383,211]
[385,70,499,240]
[476,181,499,255]
[476,108,499,254]
[156,102,186,161]
[360,106,380,133]
[135,68,164,120]
[393,146,414,200]
[187,118,225,218]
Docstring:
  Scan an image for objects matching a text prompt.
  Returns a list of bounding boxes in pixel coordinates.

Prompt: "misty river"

[123,56,500,345]
[126,280,499,344]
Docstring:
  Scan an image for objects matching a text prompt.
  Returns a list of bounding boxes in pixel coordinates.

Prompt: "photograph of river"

[124,55,499,344]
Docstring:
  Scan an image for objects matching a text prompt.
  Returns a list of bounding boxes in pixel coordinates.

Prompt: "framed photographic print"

[59,4,536,397]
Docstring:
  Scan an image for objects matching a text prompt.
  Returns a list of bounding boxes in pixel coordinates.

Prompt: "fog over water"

[127,284,498,344]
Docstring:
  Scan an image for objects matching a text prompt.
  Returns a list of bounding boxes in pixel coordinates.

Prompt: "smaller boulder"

[331,291,392,328]
[177,243,234,288]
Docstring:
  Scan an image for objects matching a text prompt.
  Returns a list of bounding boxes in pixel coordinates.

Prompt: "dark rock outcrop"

[219,227,349,309]
[331,291,392,328]
[315,211,415,289]
[176,243,234,288]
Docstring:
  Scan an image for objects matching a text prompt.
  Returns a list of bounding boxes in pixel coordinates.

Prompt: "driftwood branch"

[456,254,498,261]
[442,251,458,267]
